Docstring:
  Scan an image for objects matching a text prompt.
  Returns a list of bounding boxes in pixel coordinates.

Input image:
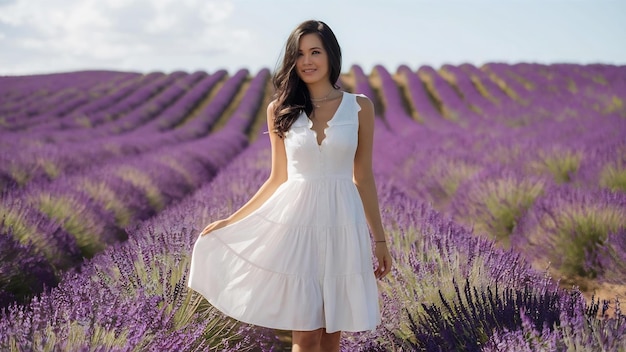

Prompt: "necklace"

[311,88,335,108]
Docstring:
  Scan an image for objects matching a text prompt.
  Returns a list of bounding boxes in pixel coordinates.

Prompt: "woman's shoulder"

[267,99,278,110]
[343,91,369,99]
[348,92,373,114]
[266,99,279,127]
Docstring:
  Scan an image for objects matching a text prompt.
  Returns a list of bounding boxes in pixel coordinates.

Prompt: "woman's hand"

[374,242,392,279]
[200,219,229,236]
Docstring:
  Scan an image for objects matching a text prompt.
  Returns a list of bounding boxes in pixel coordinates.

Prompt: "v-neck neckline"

[307,91,345,147]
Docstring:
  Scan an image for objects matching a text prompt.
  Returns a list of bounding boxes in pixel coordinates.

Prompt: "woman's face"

[296,33,330,85]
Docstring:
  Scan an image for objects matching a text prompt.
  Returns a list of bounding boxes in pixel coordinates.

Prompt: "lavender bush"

[512,186,626,281]
[0,69,269,307]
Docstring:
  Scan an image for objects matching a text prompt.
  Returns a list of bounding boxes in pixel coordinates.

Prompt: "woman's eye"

[313,50,320,55]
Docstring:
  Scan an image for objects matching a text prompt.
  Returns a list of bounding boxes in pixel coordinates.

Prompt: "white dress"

[187,92,380,333]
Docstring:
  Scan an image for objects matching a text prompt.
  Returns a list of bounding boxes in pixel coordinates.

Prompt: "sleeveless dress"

[187,92,380,333]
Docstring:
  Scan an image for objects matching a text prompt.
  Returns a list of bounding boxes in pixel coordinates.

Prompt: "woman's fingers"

[374,253,392,279]
[200,222,217,236]
[375,266,384,279]
[381,255,392,277]
[200,219,229,236]
[375,256,384,278]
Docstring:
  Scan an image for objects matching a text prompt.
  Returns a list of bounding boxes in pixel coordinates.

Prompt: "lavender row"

[349,64,391,133]
[386,63,626,128]
[483,63,626,120]
[396,64,444,124]
[129,70,227,133]
[1,71,166,140]
[368,63,625,192]
[0,71,138,122]
[0,137,279,351]
[0,70,250,190]
[360,63,626,290]
[0,69,269,307]
[25,72,166,132]
[1,72,150,131]
[459,63,512,103]
[375,118,625,284]
[417,65,482,123]
[25,75,144,131]
[32,71,198,140]
[482,63,538,103]
[0,130,242,307]
[441,64,498,117]
[169,69,250,138]
[372,65,418,135]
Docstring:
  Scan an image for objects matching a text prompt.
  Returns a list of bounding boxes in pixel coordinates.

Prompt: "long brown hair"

[272,20,342,138]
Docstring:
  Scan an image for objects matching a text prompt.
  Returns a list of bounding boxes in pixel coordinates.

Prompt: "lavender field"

[1,63,625,351]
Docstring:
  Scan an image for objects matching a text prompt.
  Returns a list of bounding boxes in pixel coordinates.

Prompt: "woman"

[188,19,392,352]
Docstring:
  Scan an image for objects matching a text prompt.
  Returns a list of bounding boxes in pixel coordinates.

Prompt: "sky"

[0,0,625,76]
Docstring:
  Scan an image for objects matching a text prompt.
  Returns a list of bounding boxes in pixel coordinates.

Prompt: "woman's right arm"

[200,101,288,236]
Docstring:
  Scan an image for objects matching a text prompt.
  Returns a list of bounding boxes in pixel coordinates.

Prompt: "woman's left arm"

[353,95,392,279]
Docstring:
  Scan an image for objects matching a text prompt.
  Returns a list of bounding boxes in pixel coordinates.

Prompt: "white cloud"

[0,0,249,74]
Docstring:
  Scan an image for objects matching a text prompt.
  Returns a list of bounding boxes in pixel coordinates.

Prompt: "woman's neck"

[307,82,336,100]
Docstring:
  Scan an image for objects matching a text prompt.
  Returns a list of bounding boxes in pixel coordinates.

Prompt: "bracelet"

[374,240,386,243]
